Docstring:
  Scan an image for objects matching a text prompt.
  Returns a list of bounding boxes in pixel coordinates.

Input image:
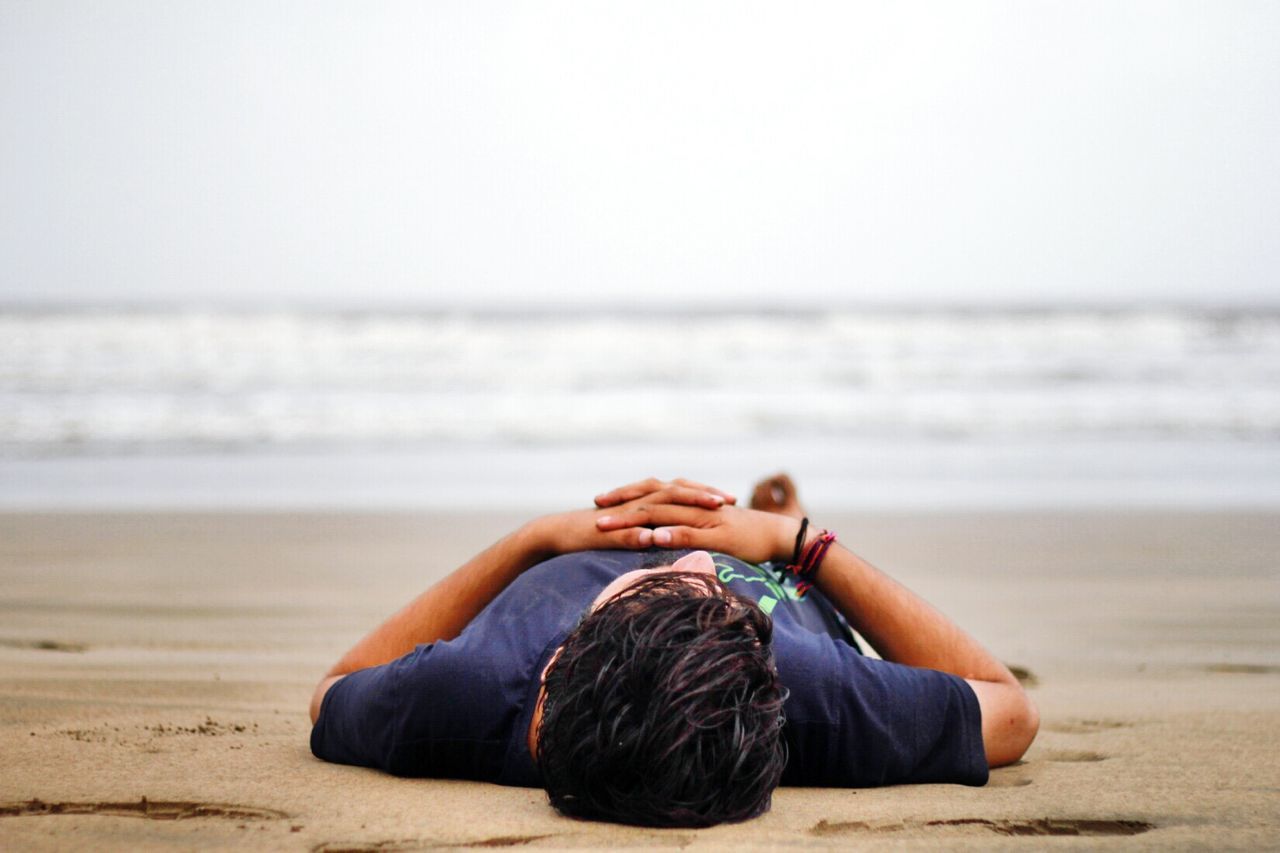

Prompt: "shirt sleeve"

[309,642,509,780]
[775,631,988,787]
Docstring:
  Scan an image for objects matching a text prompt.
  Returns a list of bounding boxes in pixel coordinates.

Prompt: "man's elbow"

[310,674,343,726]
[1012,691,1040,759]
[994,690,1040,767]
[968,677,1040,767]
[309,682,324,725]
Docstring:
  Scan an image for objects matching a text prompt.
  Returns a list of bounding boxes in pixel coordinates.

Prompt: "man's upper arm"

[309,655,422,774]
[963,677,1040,768]
[776,633,990,787]
[309,641,517,780]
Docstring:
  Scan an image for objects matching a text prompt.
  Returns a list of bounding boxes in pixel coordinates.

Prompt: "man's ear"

[530,646,565,759]
[670,550,714,575]
[540,646,564,684]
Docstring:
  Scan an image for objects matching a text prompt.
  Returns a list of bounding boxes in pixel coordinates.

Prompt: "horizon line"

[3,297,1279,316]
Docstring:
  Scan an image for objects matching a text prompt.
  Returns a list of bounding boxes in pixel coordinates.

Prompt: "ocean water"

[2,306,1278,510]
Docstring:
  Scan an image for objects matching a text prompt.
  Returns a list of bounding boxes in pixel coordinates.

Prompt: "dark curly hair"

[536,569,787,827]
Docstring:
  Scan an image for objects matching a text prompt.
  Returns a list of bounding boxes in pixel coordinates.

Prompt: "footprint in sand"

[311,834,555,851]
[1044,718,1132,734]
[810,818,1152,837]
[930,818,1152,837]
[0,798,286,821]
[1005,664,1038,687]
[987,772,1034,787]
[1043,749,1108,763]
[0,639,87,653]
[1204,663,1280,674]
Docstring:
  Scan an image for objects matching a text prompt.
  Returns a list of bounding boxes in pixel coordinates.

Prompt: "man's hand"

[522,507,648,557]
[594,477,737,510]
[593,502,799,565]
[528,481,744,557]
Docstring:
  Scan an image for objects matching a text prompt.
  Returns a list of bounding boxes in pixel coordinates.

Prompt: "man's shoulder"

[491,550,642,616]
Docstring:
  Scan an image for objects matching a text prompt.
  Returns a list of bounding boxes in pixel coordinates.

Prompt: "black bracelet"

[791,517,810,566]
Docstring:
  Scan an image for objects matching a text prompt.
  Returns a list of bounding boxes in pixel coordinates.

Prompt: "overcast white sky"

[2,1,1277,308]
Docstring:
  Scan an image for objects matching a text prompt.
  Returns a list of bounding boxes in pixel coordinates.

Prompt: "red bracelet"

[786,529,837,598]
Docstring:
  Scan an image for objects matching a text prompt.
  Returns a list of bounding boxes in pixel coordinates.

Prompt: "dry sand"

[1,510,1278,850]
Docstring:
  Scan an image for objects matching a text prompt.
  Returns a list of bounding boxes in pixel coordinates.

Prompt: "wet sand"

[2,510,1278,849]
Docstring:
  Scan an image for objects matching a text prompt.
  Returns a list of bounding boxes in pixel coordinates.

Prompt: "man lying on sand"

[310,474,1038,827]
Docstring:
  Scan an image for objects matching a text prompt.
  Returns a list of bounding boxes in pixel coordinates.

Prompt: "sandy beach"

[2,509,1278,850]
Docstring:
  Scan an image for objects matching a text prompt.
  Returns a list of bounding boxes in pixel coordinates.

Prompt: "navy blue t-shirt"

[311,550,988,788]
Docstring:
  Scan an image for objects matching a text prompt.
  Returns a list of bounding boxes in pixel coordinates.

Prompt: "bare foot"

[749,473,807,519]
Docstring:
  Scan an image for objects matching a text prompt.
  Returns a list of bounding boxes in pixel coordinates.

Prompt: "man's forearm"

[813,544,1015,685]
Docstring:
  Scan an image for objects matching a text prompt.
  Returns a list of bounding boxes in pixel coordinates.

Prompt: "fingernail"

[596,516,612,526]
[654,529,672,546]
[638,529,653,546]
[710,495,724,505]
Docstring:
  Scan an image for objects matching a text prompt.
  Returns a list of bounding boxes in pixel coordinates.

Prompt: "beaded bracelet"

[784,518,837,598]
